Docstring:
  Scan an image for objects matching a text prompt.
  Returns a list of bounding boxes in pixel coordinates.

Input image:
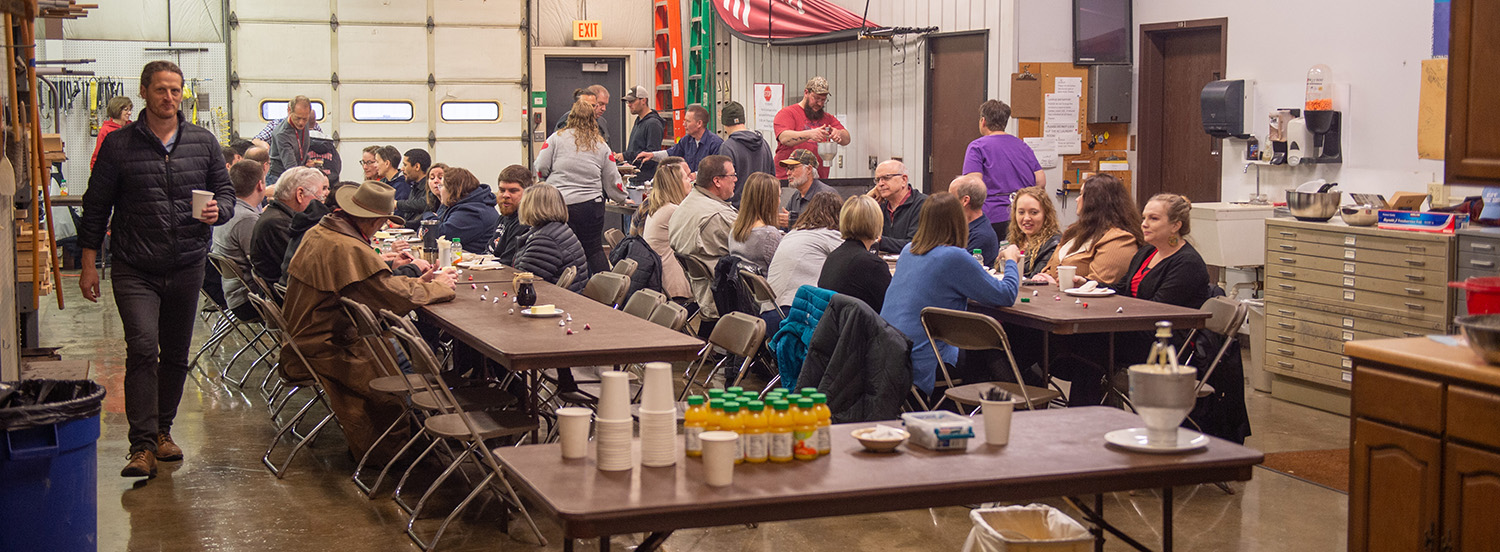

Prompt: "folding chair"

[604,227,625,249]
[1179,297,1250,401]
[611,257,638,277]
[679,311,766,399]
[648,300,690,332]
[738,269,782,321]
[206,253,275,387]
[555,265,578,291]
[247,293,340,478]
[622,288,667,320]
[338,298,440,498]
[674,252,714,327]
[919,307,1061,413]
[581,271,631,308]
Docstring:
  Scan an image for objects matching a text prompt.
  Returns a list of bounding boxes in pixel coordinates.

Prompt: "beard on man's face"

[802,103,825,121]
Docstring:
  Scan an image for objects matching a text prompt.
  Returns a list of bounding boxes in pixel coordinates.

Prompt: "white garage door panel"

[338,84,429,138]
[234,84,338,130]
[433,28,523,81]
[337,0,427,22]
[233,24,332,80]
[232,0,326,20]
[434,84,524,138]
[436,141,525,185]
[337,26,428,82]
[434,0,523,26]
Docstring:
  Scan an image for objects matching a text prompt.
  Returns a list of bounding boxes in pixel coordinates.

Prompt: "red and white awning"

[713,0,879,45]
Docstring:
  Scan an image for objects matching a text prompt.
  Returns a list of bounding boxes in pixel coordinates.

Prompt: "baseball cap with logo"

[778,148,819,168]
[721,101,746,126]
[805,76,830,95]
[621,85,651,102]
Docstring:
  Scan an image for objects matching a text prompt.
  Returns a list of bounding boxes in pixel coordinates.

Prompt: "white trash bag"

[961,503,1093,552]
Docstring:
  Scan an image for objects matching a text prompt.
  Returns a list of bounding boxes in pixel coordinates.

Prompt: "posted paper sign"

[754,83,784,136]
[1054,77,1083,98]
[1024,137,1058,169]
[1044,93,1081,155]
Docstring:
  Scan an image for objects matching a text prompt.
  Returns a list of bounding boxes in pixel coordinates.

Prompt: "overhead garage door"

[229,0,527,185]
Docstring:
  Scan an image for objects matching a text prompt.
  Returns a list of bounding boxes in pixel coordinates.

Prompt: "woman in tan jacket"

[1037,174,1144,286]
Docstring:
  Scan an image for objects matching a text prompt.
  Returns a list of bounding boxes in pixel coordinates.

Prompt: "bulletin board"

[1011,62,1132,192]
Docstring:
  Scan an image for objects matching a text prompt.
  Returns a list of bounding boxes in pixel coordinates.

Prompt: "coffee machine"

[1302,110,1343,163]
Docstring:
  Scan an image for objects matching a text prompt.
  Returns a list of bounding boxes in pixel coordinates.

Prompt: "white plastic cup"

[191,190,213,221]
[556,407,593,459]
[699,431,739,487]
[980,398,1016,446]
[597,372,632,420]
[1057,266,1077,289]
[640,362,675,412]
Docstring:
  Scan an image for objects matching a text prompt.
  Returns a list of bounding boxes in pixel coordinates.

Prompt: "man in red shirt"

[773,76,850,179]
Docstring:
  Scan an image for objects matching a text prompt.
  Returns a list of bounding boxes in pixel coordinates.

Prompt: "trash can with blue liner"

[0,379,106,552]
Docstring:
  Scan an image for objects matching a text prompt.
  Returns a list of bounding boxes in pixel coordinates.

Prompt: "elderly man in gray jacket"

[668,155,738,329]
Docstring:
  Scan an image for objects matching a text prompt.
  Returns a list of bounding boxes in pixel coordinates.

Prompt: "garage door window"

[352,100,415,122]
[440,101,501,122]
[260,100,326,121]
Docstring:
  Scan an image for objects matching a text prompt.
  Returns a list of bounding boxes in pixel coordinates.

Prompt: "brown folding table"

[496,406,1263,552]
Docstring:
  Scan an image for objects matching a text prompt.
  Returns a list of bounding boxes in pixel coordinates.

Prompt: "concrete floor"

[36,272,1350,551]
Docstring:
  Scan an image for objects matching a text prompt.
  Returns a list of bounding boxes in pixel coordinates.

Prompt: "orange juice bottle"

[683,395,707,457]
[793,397,819,461]
[768,400,794,463]
[800,387,819,397]
[810,393,832,456]
[743,401,769,463]
[706,398,725,432]
[721,401,744,464]
[727,386,745,396]
[707,389,724,402]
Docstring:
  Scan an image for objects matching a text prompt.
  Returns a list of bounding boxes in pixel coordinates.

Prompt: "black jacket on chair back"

[79,111,235,274]
[514,221,589,292]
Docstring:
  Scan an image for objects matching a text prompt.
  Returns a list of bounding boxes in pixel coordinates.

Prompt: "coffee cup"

[980,397,1017,446]
[1057,265,1077,288]
[556,407,593,459]
[191,190,213,221]
[699,431,739,487]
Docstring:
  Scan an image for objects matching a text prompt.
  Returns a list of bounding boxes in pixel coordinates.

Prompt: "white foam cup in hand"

[640,362,675,411]
[597,372,632,420]
[699,431,739,487]
[556,407,593,459]
[980,397,1017,446]
[1057,266,1077,288]
[191,190,213,221]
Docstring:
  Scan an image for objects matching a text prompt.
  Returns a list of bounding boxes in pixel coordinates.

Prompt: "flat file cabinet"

[1263,219,1456,414]
[1456,227,1500,316]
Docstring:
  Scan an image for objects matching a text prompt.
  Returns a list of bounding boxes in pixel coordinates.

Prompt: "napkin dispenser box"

[1376,210,1468,234]
[901,411,974,451]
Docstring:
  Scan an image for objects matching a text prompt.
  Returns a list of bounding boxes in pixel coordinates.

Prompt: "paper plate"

[521,308,565,318]
[1063,287,1117,297]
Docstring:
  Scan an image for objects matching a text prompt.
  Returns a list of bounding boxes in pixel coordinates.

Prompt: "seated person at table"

[999,185,1061,278]
[880,193,1022,397]
[281,180,457,460]
[951,174,1000,267]
[490,164,533,265]
[768,191,843,313]
[819,195,891,312]
[424,167,497,254]
[869,159,927,254]
[1036,174,1142,286]
[643,157,692,300]
[728,172,785,272]
[512,183,589,293]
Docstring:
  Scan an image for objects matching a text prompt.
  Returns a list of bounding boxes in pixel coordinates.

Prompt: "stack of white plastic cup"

[637,363,679,467]
[594,372,634,471]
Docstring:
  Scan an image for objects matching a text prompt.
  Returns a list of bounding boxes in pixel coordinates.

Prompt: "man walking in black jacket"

[80,60,236,479]
[621,85,666,185]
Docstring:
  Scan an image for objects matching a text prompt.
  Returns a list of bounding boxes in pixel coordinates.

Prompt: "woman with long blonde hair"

[534,99,623,274]
[642,156,693,298]
[1002,185,1061,278]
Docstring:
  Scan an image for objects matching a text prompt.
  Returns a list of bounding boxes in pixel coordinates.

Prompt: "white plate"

[457,260,501,269]
[1104,427,1209,454]
[520,308,565,318]
[385,228,415,235]
[1063,287,1117,297]
[881,255,900,262]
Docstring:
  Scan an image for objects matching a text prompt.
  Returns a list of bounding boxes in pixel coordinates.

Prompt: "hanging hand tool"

[87,78,99,136]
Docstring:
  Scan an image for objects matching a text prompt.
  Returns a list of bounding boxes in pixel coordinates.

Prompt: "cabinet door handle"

[1474,243,1495,252]
[1407,245,1427,254]
[1405,303,1426,311]
[1406,274,1425,282]
[1404,331,1424,338]
[1277,334,1295,342]
[1278,231,1296,237]
[1279,257,1296,264]
[1406,259,1427,267]
[1277,348,1294,355]
[1279,244,1298,251]
[1278,283,1296,290]
[1278,270,1295,277]
[1405,288,1424,296]
[1276,361,1294,368]
[1277,322,1295,329]
[1277,309,1295,316]
[1472,259,1495,268]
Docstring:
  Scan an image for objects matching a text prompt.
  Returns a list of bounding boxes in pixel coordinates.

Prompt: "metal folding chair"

[247,292,340,478]
[674,252,714,327]
[555,265,579,290]
[604,227,625,249]
[206,253,274,387]
[738,269,782,320]
[648,300,690,332]
[679,311,766,399]
[622,288,667,320]
[581,271,631,308]
[610,257,638,277]
[919,307,1061,413]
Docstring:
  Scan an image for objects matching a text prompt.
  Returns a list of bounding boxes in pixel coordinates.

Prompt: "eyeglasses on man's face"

[874,174,905,182]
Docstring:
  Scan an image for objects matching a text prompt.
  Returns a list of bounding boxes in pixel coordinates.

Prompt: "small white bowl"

[852,427,909,453]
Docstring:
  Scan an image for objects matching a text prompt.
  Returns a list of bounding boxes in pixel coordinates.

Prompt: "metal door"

[543,57,626,154]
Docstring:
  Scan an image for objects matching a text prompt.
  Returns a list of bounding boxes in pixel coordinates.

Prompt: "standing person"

[963,99,1045,239]
[429,167,498,254]
[621,85,667,185]
[267,95,317,185]
[490,164,533,265]
[1000,186,1062,279]
[773,76,850,179]
[950,174,1001,266]
[553,85,611,144]
[818,195,891,312]
[716,101,774,204]
[79,60,236,478]
[251,167,328,286]
[867,160,927,254]
[394,148,433,221]
[634,104,723,173]
[535,100,623,274]
[91,96,132,168]
[668,155,738,329]
[779,149,835,228]
[642,157,692,300]
[728,172,784,272]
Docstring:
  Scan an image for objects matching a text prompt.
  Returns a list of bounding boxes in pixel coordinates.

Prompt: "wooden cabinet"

[1445,0,1500,184]
[1262,219,1456,414]
[1346,338,1500,552]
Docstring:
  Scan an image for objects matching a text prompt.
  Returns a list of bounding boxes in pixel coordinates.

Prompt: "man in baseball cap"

[773,76,850,179]
[622,85,667,184]
[716,101,774,205]
[778,148,836,228]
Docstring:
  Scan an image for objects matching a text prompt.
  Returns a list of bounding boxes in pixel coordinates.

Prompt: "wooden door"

[925,32,988,194]
[1138,19,1226,207]
[1445,0,1500,184]
[1350,418,1442,552]
[1444,443,1500,552]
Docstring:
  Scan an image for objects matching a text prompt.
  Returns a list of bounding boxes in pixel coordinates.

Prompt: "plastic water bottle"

[972,248,984,265]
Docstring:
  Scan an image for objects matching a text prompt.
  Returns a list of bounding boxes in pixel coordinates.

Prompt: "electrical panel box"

[1088,65,1132,124]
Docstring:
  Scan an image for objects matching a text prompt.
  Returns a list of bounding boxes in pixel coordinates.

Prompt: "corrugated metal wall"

[727,0,1016,187]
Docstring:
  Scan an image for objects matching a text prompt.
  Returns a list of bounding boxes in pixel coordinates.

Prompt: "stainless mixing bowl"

[1456,314,1500,365]
[1286,191,1342,222]
[1340,205,1378,226]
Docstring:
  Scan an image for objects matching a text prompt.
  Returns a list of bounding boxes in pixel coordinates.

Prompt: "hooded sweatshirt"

[719,129,776,205]
[433,184,500,254]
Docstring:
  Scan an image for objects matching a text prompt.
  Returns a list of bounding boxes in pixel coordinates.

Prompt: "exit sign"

[573,20,602,41]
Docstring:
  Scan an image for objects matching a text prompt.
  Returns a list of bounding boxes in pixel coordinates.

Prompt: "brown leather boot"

[156,432,184,461]
[120,450,157,478]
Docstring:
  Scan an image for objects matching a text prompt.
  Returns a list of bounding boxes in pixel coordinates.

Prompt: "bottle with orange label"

[768,400,795,463]
[721,401,744,464]
[743,400,768,463]
[683,395,707,457]
[793,397,819,461]
[810,393,832,456]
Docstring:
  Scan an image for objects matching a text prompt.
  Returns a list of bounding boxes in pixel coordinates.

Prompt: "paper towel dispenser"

[1201,79,1253,139]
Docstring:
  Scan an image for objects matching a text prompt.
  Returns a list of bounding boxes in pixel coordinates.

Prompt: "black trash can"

[0,379,106,552]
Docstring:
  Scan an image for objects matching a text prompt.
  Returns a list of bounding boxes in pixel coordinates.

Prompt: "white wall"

[534,0,653,49]
[62,0,222,43]
[727,0,1018,185]
[1133,0,1458,204]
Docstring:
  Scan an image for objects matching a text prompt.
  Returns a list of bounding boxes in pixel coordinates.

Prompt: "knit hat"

[721,101,746,126]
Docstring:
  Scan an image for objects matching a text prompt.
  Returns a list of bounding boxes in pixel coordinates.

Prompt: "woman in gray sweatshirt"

[535,100,624,273]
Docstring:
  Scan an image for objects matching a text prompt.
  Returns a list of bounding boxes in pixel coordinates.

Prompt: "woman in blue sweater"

[430,167,498,254]
[881,192,1022,396]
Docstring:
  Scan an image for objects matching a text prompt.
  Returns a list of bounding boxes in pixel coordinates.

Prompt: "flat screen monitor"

[1074,0,1131,65]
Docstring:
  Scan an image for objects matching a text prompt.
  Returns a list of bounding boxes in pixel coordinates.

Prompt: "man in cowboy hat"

[281,180,457,460]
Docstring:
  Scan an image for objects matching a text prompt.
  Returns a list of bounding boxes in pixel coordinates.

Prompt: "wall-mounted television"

[1073,0,1132,65]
